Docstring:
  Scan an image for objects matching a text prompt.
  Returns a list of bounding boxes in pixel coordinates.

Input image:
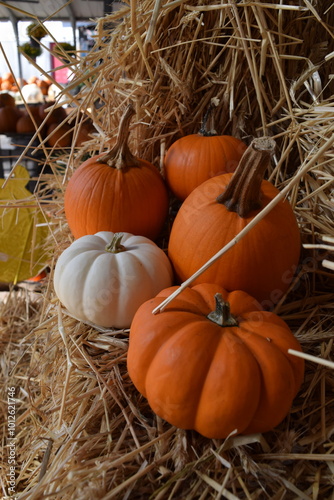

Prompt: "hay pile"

[1,1,334,498]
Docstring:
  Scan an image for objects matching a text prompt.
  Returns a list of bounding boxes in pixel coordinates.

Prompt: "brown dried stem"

[217,137,276,217]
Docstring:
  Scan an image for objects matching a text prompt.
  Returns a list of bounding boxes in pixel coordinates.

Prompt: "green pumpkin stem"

[98,103,139,170]
[216,137,276,217]
[105,232,126,253]
[207,293,238,327]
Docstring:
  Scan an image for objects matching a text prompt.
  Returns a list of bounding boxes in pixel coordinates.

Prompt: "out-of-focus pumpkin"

[36,79,50,96]
[47,83,67,104]
[1,80,13,91]
[64,104,169,241]
[127,283,305,439]
[27,76,38,84]
[46,122,72,148]
[0,106,20,133]
[73,121,95,146]
[0,92,16,108]
[39,102,67,126]
[16,112,42,134]
[27,104,42,119]
[21,83,44,103]
[2,72,14,84]
[167,137,301,306]
[54,231,174,328]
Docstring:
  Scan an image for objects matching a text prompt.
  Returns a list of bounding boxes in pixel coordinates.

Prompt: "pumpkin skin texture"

[64,152,169,240]
[64,105,169,241]
[127,283,304,439]
[164,134,247,201]
[167,138,301,307]
[53,231,173,329]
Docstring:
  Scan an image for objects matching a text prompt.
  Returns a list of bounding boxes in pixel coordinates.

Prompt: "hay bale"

[1,1,334,499]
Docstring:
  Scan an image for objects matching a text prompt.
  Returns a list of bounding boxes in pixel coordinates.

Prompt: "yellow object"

[0,165,50,284]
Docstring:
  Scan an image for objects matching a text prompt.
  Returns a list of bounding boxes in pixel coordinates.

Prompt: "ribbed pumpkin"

[164,106,247,200]
[64,104,169,241]
[127,283,305,439]
[167,137,301,307]
[54,231,173,328]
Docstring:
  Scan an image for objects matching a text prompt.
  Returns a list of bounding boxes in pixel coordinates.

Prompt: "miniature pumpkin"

[54,231,173,328]
[127,283,305,439]
[64,104,169,240]
[167,137,301,307]
[164,105,247,200]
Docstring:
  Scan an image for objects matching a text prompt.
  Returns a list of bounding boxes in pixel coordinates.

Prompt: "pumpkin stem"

[198,99,218,137]
[216,137,276,217]
[98,103,140,170]
[105,232,126,253]
[207,293,238,327]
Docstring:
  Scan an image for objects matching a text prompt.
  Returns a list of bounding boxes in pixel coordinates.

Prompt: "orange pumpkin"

[2,72,14,84]
[0,92,16,108]
[73,120,95,147]
[64,104,169,241]
[1,80,13,91]
[0,106,20,133]
[39,102,67,126]
[28,104,43,120]
[36,79,50,95]
[127,283,305,439]
[167,137,301,307]
[46,122,72,148]
[164,106,247,200]
[27,76,38,84]
[16,113,42,134]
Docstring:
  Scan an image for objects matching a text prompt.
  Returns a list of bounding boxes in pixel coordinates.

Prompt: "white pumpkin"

[21,83,44,103]
[54,231,173,328]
